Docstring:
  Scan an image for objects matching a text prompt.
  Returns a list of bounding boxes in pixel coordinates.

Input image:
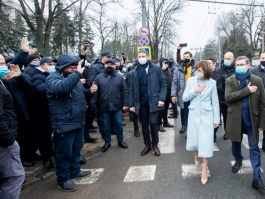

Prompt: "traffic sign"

[137,46,152,60]
[139,26,149,36]
[139,36,150,46]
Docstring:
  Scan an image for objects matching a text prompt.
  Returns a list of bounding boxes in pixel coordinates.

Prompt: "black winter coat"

[88,59,105,86]
[211,70,223,101]
[0,82,17,147]
[11,49,28,70]
[251,65,265,88]
[90,71,129,112]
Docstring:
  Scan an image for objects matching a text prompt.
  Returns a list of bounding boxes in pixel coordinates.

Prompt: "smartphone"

[180,43,187,47]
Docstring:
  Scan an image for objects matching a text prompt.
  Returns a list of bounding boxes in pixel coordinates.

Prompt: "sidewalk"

[22,116,134,188]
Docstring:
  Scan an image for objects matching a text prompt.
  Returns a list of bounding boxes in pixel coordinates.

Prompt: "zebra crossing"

[74,119,264,185]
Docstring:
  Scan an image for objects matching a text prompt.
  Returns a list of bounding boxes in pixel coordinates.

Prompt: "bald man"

[216,52,236,140]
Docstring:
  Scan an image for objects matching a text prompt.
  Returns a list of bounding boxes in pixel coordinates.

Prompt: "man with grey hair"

[225,55,265,190]
[251,52,265,151]
[216,52,236,140]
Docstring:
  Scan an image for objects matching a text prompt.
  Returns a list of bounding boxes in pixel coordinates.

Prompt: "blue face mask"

[31,61,40,67]
[0,66,9,77]
[195,72,204,79]
[47,65,56,74]
[223,60,231,67]
[235,66,246,75]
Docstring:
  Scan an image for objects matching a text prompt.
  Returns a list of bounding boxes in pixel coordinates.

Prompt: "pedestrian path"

[242,133,263,149]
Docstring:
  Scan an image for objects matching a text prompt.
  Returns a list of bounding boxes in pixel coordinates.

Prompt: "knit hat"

[27,54,40,64]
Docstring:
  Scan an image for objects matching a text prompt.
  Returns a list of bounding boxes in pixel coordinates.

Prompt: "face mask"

[223,60,231,67]
[105,66,114,74]
[31,61,40,67]
[138,58,147,65]
[47,65,56,74]
[235,66,246,75]
[261,61,265,66]
[195,72,204,79]
[84,61,89,67]
[0,66,8,77]
[184,59,190,63]
[122,67,127,72]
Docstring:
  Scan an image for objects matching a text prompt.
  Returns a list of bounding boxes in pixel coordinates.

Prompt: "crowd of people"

[1,37,265,198]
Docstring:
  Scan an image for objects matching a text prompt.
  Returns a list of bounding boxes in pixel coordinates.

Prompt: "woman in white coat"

[183,61,220,185]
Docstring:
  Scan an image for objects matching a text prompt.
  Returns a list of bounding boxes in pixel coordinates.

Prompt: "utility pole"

[262,20,264,53]
[141,0,147,27]
[218,28,222,67]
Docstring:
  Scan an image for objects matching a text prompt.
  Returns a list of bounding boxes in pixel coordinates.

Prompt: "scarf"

[235,68,252,89]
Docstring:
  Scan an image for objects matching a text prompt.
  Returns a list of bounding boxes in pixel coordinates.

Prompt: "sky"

[105,0,264,57]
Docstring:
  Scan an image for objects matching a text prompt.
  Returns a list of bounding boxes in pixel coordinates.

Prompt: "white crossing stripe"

[123,165,156,182]
[230,160,264,174]
[158,128,175,154]
[242,133,263,149]
[213,143,219,151]
[73,168,104,184]
[181,164,211,179]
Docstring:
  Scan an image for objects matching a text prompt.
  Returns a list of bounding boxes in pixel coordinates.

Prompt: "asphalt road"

[20,116,265,199]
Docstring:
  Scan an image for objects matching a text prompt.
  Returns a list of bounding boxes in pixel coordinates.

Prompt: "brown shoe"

[140,145,152,156]
[158,125,166,132]
[153,146,161,156]
[163,123,174,128]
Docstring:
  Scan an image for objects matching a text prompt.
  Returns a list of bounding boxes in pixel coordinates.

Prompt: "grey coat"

[171,61,195,109]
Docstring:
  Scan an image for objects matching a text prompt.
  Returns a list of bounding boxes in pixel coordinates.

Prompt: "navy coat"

[129,62,167,114]
[88,59,105,86]
[90,71,128,112]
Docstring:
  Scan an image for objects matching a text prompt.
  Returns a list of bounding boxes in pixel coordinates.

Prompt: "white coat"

[183,76,220,158]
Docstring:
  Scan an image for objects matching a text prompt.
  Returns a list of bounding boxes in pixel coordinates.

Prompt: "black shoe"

[158,125,166,132]
[79,157,87,165]
[85,137,98,143]
[223,134,228,140]
[101,143,111,152]
[252,179,265,190]
[89,129,97,133]
[134,129,140,137]
[22,161,35,167]
[43,159,54,172]
[168,114,178,118]
[232,162,242,173]
[118,141,128,149]
[179,125,186,133]
[70,170,91,180]
[111,132,117,135]
[57,180,78,192]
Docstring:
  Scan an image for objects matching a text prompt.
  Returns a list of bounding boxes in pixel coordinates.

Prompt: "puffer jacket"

[88,59,105,86]
[171,59,195,109]
[90,71,128,112]
[46,55,89,134]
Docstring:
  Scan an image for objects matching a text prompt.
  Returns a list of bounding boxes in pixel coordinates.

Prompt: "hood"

[159,57,168,67]
[221,60,235,71]
[55,54,79,70]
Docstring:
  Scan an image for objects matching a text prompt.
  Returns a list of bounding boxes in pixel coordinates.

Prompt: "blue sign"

[137,46,152,60]
[139,36,150,46]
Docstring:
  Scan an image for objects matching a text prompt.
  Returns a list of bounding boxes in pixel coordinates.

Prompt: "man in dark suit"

[225,56,265,190]
[129,50,167,156]
[251,52,265,151]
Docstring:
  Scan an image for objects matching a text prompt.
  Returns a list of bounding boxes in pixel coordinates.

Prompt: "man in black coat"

[207,58,223,142]
[251,52,265,151]
[130,50,167,156]
[0,64,25,198]
[91,59,129,152]
[216,52,236,140]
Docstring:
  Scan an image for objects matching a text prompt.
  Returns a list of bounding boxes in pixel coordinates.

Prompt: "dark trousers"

[0,141,25,199]
[180,108,185,125]
[184,101,190,126]
[53,128,84,183]
[97,112,116,139]
[171,101,179,115]
[131,112,139,131]
[84,108,94,139]
[37,114,52,161]
[101,110,123,144]
[158,96,170,125]
[232,122,261,180]
[220,103,228,130]
[139,103,159,147]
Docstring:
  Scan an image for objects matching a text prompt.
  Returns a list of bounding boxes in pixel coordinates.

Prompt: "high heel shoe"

[201,178,209,186]
[194,159,200,167]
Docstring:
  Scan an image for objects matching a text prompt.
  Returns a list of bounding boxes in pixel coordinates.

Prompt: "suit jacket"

[225,74,265,144]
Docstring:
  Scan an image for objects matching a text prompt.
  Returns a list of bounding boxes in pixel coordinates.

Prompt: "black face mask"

[105,66,115,74]
[261,61,265,66]
[184,59,191,63]
[63,71,72,76]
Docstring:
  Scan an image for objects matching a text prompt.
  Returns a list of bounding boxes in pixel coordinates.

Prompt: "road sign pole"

[141,0,147,27]
[218,28,222,67]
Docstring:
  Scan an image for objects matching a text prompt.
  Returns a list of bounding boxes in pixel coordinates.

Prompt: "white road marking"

[158,128,175,154]
[181,164,211,179]
[242,133,263,149]
[123,165,156,182]
[73,168,104,184]
[230,160,264,174]
[213,143,219,151]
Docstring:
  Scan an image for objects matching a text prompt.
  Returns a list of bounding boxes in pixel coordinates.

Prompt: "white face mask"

[138,58,147,65]
[195,72,204,79]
